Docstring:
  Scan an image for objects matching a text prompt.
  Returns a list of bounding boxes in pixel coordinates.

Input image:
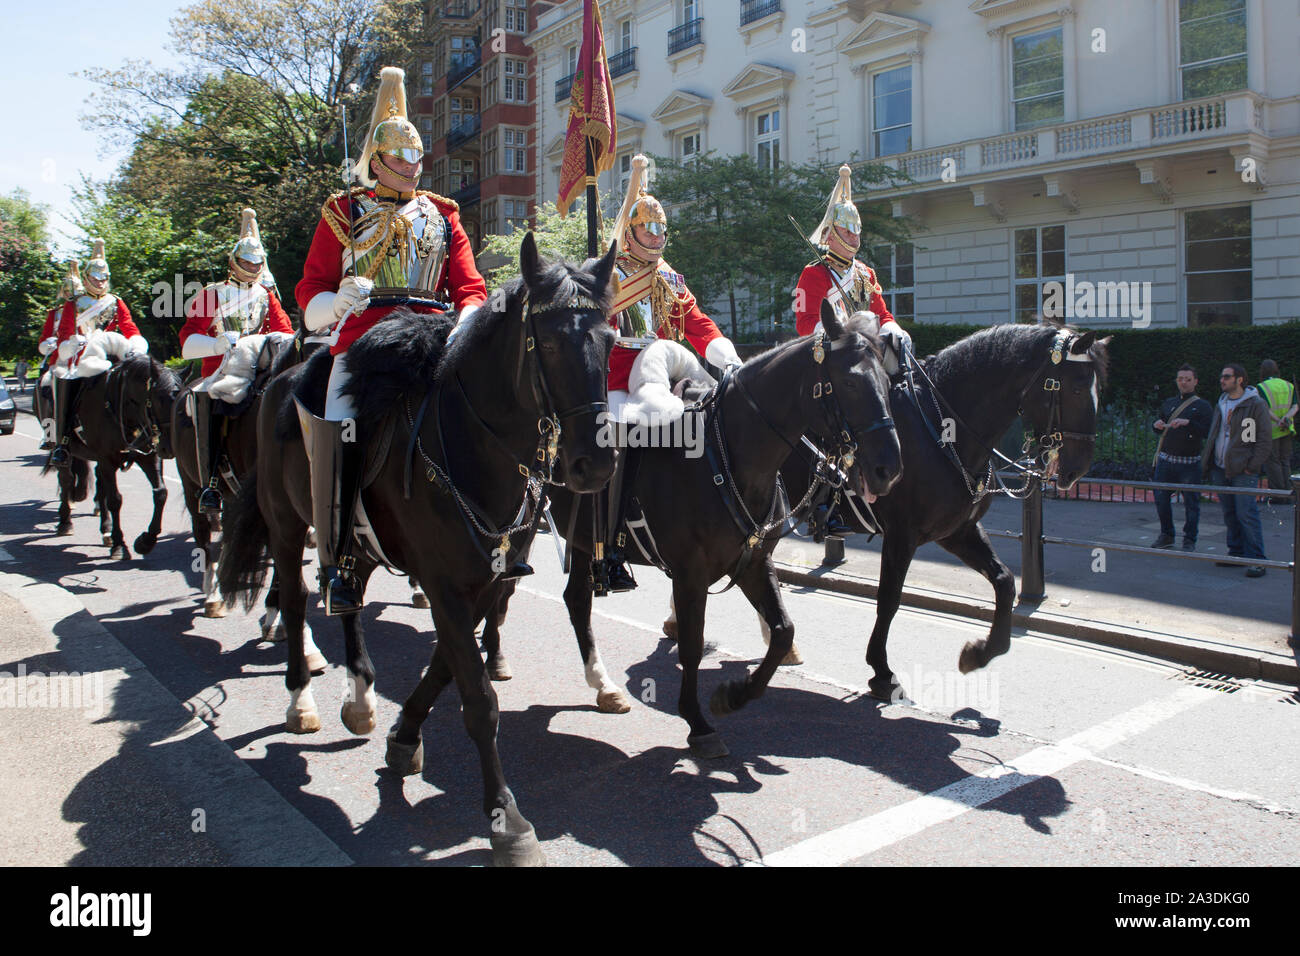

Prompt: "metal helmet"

[354,66,423,188]
[229,208,267,284]
[83,238,111,295]
[809,164,862,249]
[58,260,84,301]
[611,155,668,263]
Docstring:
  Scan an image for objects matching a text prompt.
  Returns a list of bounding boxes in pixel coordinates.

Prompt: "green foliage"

[478,201,597,291]
[0,191,60,359]
[648,154,912,341]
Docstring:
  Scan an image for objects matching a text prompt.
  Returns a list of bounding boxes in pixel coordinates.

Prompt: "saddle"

[209,333,295,416]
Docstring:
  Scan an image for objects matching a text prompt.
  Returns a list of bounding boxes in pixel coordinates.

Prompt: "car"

[0,380,16,435]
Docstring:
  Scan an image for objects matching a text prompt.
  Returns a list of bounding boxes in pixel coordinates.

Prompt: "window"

[450,158,476,189]
[1179,0,1246,98]
[503,127,527,173]
[503,58,527,103]
[432,99,446,139]
[1185,206,1251,327]
[567,45,577,75]
[506,0,527,33]
[1013,225,1065,323]
[755,109,780,170]
[618,152,632,196]
[680,131,701,163]
[872,66,912,158]
[682,0,698,24]
[484,130,498,176]
[1012,28,1064,130]
[482,59,499,108]
[420,60,434,96]
[483,199,498,235]
[620,19,632,52]
[870,243,915,322]
[432,157,447,194]
[504,199,529,232]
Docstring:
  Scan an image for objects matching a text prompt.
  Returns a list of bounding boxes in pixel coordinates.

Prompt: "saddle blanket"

[55,331,131,380]
[193,332,295,405]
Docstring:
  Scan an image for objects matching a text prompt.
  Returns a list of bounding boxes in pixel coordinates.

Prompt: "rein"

[107,359,163,460]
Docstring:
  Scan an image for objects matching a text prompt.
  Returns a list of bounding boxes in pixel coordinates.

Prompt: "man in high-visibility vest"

[1257,359,1297,492]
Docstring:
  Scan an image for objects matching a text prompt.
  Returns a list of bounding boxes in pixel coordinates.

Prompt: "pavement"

[774,491,1300,685]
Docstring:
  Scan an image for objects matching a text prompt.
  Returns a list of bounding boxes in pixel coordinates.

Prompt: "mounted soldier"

[179,207,294,514]
[794,165,911,539]
[599,153,744,591]
[297,65,487,615]
[50,239,148,469]
[795,164,911,368]
[37,261,84,448]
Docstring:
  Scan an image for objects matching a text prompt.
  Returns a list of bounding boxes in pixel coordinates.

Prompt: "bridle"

[108,359,164,459]
[1019,329,1098,472]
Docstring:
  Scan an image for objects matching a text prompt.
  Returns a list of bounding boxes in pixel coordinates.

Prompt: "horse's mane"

[754,314,886,366]
[926,322,1109,392]
[118,352,182,395]
[340,256,613,431]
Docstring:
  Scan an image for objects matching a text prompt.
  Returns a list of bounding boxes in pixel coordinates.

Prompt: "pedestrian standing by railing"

[1257,359,1297,494]
[14,359,29,393]
[1202,363,1272,578]
[1151,364,1212,550]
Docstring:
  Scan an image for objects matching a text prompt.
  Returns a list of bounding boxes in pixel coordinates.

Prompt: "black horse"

[486,301,902,759]
[42,354,180,560]
[781,320,1110,700]
[219,234,617,866]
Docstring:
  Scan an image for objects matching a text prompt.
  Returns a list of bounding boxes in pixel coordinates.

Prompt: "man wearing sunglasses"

[1201,364,1272,577]
[794,165,911,368]
[297,65,487,614]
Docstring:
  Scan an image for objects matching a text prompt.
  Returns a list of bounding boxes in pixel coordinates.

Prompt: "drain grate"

[1169,668,1245,694]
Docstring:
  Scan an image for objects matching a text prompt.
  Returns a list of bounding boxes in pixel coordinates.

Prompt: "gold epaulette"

[321,186,370,221]
[417,189,459,212]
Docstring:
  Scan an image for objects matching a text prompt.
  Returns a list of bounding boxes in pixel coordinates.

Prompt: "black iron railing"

[608,47,637,77]
[555,72,574,103]
[447,114,481,149]
[448,53,481,89]
[667,18,703,55]
[452,182,481,206]
[740,0,781,26]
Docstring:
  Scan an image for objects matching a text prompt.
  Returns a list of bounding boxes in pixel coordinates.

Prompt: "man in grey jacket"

[1201,363,1272,577]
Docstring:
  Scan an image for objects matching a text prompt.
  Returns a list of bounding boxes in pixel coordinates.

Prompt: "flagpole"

[585,135,598,258]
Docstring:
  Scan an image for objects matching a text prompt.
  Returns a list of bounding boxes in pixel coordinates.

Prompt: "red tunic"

[295,190,488,355]
[57,297,140,343]
[608,259,723,392]
[179,287,294,377]
[794,260,896,338]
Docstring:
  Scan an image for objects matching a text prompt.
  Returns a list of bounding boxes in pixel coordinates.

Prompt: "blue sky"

[0,0,187,253]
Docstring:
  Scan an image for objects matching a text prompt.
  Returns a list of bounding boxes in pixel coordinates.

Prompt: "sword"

[332,89,364,347]
[787,214,859,320]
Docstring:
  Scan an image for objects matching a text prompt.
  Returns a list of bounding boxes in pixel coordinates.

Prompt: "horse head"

[1021,325,1111,491]
[114,354,181,459]
[816,299,903,501]
[515,231,618,493]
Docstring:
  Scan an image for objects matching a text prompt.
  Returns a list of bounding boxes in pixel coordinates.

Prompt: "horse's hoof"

[662,619,678,642]
[92,505,100,516]
[204,600,226,619]
[868,675,903,702]
[133,532,157,555]
[101,534,113,547]
[285,708,321,735]
[780,643,804,666]
[306,650,327,674]
[110,544,130,561]
[260,618,284,641]
[597,689,632,714]
[340,701,376,736]
[385,732,424,776]
[56,521,73,537]
[687,731,729,759]
[490,824,546,868]
[411,590,429,610]
[487,656,512,681]
[709,682,739,718]
[958,640,984,674]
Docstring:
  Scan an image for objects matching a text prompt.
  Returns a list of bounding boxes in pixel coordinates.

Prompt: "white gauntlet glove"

[58,335,86,362]
[39,336,58,357]
[218,331,240,353]
[304,277,374,332]
[125,334,149,356]
[705,337,743,371]
[879,321,912,353]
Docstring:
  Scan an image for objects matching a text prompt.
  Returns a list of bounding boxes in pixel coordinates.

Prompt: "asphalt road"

[2,404,1298,868]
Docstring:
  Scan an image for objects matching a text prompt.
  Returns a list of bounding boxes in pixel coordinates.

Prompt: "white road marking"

[1084,754,1299,817]
[751,684,1217,866]
[14,424,182,485]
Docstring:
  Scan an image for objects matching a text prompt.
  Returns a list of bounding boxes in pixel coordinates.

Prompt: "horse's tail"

[218,468,271,612]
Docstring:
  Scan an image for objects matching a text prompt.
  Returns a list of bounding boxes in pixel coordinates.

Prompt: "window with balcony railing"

[668,18,703,55]
[740,0,780,26]
[872,65,911,157]
[1179,0,1247,99]
[555,72,574,103]
[608,47,637,78]
[1012,27,1064,131]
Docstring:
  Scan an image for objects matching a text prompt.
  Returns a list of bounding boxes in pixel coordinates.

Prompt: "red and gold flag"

[556,0,617,217]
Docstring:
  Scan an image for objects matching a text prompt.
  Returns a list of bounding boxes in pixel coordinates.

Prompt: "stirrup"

[51,445,71,468]
[320,565,363,616]
[198,481,222,515]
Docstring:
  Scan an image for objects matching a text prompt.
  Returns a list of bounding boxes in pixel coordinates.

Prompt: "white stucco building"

[530,0,1298,332]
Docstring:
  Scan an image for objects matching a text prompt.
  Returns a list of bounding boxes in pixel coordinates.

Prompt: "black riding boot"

[50,376,77,469]
[193,391,223,515]
[601,448,637,593]
[311,418,366,615]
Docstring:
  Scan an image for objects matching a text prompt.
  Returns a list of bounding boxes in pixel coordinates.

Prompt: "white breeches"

[609,389,628,422]
[325,352,356,421]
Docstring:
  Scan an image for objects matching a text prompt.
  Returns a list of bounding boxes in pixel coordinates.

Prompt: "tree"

[649,155,912,342]
[81,0,425,294]
[478,201,602,291]
[0,191,60,359]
